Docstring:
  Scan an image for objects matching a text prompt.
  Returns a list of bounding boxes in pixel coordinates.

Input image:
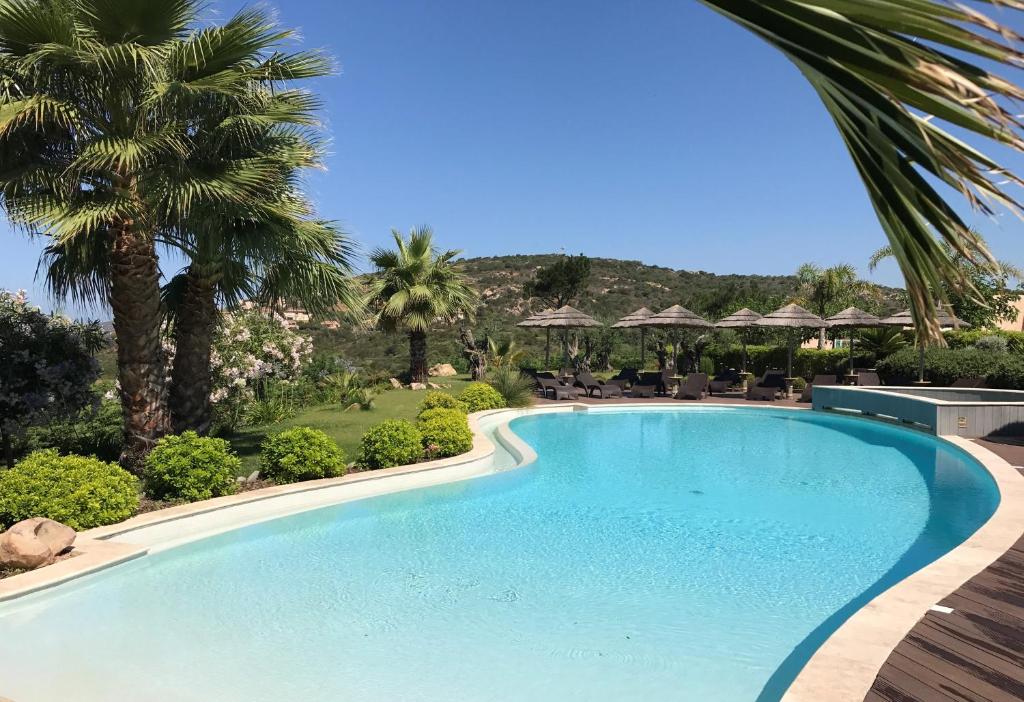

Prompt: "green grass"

[227,378,473,472]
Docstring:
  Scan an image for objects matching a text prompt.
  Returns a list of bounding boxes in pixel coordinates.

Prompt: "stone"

[389,377,403,389]
[245,470,260,484]
[0,518,76,570]
[428,363,458,377]
[19,517,75,556]
[409,382,427,391]
[427,382,442,389]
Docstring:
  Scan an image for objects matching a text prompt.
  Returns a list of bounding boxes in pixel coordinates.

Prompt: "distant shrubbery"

[485,366,534,408]
[418,391,468,416]
[26,397,124,463]
[0,450,139,530]
[944,329,1024,354]
[877,347,1024,388]
[260,427,346,483]
[459,382,506,412]
[418,408,473,458]
[708,345,874,379]
[143,432,239,502]
[357,420,423,469]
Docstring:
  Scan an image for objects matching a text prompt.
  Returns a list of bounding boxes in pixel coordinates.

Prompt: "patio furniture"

[708,369,741,395]
[537,378,580,401]
[951,377,987,388]
[856,371,881,386]
[573,372,623,398]
[675,373,708,400]
[629,384,656,398]
[636,371,668,396]
[746,370,786,401]
[608,368,641,389]
[799,374,837,403]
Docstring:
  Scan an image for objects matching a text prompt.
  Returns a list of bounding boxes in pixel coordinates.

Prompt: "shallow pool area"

[0,407,1000,702]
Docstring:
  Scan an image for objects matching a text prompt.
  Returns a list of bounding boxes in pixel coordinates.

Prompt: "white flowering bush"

[209,310,313,431]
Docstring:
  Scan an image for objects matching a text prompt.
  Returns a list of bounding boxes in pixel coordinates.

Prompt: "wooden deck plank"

[864,462,1024,702]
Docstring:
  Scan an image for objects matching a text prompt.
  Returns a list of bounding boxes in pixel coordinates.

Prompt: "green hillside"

[308,254,906,376]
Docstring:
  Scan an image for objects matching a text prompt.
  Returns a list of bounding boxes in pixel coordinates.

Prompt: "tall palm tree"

[0,1,331,464]
[794,262,878,347]
[367,227,478,382]
[700,1,1024,342]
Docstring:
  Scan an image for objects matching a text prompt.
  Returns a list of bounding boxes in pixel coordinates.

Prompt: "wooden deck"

[865,447,1024,702]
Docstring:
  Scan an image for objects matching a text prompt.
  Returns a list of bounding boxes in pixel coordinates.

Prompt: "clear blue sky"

[3,0,1023,316]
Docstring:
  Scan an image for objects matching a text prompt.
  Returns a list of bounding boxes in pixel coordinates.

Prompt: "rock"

[409,382,427,391]
[389,377,403,389]
[427,382,442,389]
[428,363,457,377]
[245,470,260,484]
[0,518,76,570]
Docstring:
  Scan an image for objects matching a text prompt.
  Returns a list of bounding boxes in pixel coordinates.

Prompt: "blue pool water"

[0,408,999,702]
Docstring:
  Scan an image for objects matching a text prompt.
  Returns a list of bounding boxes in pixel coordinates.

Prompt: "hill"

[309,254,906,375]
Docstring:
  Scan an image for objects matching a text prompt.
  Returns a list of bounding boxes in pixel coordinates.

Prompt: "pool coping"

[1,402,1021,702]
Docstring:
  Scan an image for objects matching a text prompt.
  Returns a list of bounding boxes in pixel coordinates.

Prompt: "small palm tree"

[794,263,878,348]
[857,327,908,360]
[367,227,478,382]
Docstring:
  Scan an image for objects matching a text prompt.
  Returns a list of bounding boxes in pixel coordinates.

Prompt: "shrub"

[357,420,423,469]
[244,397,297,427]
[458,382,507,412]
[418,408,473,458]
[974,335,1009,354]
[26,398,124,462]
[485,366,534,408]
[877,347,1024,389]
[260,427,346,483]
[708,345,874,378]
[698,356,715,376]
[0,450,138,530]
[792,377,807,391]
[143,432,240,502]
[418,390,468,417]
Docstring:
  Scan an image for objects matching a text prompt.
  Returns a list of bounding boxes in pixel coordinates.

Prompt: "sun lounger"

[856,371,881,386]
[746,370,785,401]
[629,384,656,398]
[537,378,580,400]
[708,369,741,395]
[675,373,708,400]
[951,377,987,388]
[636,371,667,396]
[573,372,624,398]
[608,368,641,389]
[799,374,837,403]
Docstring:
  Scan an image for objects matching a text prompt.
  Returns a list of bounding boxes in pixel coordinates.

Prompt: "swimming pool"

[0,407,1000,701]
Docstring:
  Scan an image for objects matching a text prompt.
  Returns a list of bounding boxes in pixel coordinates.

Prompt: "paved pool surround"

[0,403,1021,702]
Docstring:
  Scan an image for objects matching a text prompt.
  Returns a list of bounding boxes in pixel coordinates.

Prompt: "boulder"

[427,382,442,390]
[428,363,457,377]
[409,382,427,391]
[0,518,76,570]
[388,377,403,389]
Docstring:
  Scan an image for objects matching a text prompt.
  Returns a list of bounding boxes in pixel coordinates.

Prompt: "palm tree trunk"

[170,265,220,435]
[409,330,428,382]
[109,223,169,471]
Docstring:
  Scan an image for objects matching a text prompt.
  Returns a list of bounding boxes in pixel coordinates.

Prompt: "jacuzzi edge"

[1,402,1020,702]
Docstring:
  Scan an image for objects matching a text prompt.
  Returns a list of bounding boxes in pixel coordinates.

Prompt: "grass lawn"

[228,377,473,472]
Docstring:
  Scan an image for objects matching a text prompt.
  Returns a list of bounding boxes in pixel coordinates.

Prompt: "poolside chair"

[708,369,741,396]
[608,368,641,390]
[636,371,666,396]
[746,370,785,401]
[799,374,837,403]
[951,377,987,388]
[856,371,881,386]
[675,373,708,400]
[573,371,624,398]
[537,378,580,401]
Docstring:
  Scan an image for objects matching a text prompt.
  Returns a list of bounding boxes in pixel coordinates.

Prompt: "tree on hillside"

[368,227,479,382]
[700,1,1024,343]
[794,263,879,348]
[869,242,1023,329]
[0,291,104,467]
[523,255,592,309]
[0,1,334,466]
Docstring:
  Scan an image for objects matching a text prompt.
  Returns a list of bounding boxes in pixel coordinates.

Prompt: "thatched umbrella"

[826,307,883,377]
[611,307,654,367]
[644,305,712,371]
[754,303,825,380]
[533,305,602,370]
[880,308,970,384]
[517,308,555,367]
[715,307,763,374]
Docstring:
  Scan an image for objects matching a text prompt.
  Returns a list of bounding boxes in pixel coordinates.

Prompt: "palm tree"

[367,227,478,382]
[857,327,908,360]
[0,2,331,464]
[794,263,878,348]
[700,1,1024,342]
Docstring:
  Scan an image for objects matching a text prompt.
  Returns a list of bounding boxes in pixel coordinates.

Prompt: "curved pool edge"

[1,402,1020,702]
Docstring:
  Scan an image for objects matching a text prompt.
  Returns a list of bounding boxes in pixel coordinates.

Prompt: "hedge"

[706,345,875,379]
[876,347,1024,389]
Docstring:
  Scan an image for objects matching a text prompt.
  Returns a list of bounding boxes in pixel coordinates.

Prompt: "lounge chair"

[799,374,837,403]
[951,377,987,388]
[537,377,580,400]
[675,373,708,400]
[856,371,881,386]
[746,370,786,401]
[708,369,741,396]
[635,371,666,396]
[608,368,641,390]
[573,371,623,398]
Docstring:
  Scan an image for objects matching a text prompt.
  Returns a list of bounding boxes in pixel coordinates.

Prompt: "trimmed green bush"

[26,398,124,462]
[877,347,1024,389]
[709,345,875,379]
[260,427,346,484]
[357,419,423,469]
[0,450,139,530]
[143,432,239,502]
[945,329,1024,354]
[418,390,467,417]
[458,382,506,412]
[418,408,473,458]
[486,366,535,408]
